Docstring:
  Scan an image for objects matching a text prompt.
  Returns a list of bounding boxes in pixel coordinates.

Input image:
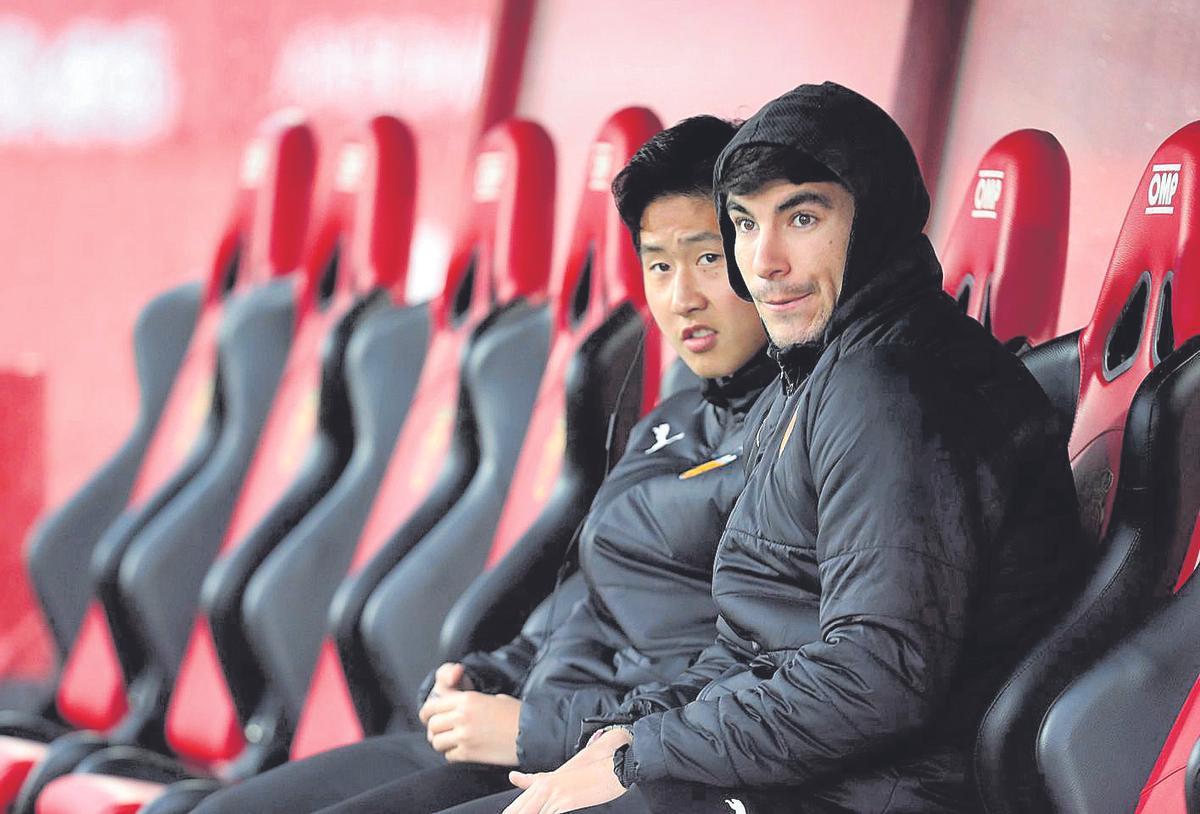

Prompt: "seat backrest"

[941,129,1070,348]
[1034,337,1200,814]
[51,115,317,737]
[26,111,314,665]
[280,119,554,761]
[975,119,1200,814]
[348,109,662,733]
[162,116,419,776]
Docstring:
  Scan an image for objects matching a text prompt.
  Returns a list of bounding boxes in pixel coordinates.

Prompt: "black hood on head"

[714,81,943,347]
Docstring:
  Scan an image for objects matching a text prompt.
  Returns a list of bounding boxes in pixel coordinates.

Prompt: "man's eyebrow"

[639,242,664,254]
[726,200,750,215]
[777,190,833,212]
[680,231,722,245]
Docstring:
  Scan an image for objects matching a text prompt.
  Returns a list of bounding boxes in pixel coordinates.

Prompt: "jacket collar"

[701,347,777,412]
[766,341,822,395]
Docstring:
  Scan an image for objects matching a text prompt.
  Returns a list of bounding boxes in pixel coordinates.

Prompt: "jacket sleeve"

[625,350,987,788]
[514,599,627,770]
[519,618,742,769]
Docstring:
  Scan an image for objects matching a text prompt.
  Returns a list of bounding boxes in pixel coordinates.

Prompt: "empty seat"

[975,119,1200,814]
[941,129,1070,350]
[8,120,320,814]
[1033,339,1200,812]
[263,118,556,763]
[29,116,429,814]
[0,113,316,812]
[351,107,662,732]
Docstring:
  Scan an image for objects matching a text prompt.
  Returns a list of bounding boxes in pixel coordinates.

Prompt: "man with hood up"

[484,82,1086,814]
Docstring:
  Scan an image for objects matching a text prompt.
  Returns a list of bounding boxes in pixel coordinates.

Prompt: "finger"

[429,728,460,754]
[419,694,456,722]
[436,662,465,688]
[509,770,536,789]
[426,711,457,737]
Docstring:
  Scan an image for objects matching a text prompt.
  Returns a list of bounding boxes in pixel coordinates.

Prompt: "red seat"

[0,112,316,812]
[941,129,1070,349]
[37,773,165,814]
[162,115,419,776]
[27,116,424,814]
[349,107,664,730]
[976,119,1200,814]
[54,112,317,740]
[284,117,555,760]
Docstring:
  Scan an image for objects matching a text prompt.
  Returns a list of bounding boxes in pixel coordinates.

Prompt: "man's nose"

[750,227,790,281]
[670,269,706,314]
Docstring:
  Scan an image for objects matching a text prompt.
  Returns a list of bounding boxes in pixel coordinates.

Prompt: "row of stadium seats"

[0,105,1198,813]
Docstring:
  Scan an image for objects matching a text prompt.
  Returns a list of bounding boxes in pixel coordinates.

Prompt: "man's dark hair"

[717,142,841,198]
[612,115,738,251]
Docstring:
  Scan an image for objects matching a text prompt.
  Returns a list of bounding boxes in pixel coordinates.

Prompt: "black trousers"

[192,732,445,814]
[313,763,515,813]
[433,783,761,813]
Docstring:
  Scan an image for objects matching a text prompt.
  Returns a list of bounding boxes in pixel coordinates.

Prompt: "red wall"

[0,0,526,509]
[930,0,1200,334]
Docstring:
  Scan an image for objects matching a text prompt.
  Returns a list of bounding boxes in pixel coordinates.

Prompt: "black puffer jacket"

[431,351,776,771]
[606,83,1087,812]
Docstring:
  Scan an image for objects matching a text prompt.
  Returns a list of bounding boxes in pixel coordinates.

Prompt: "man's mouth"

[681,325,718,353]
[757,292,813,312]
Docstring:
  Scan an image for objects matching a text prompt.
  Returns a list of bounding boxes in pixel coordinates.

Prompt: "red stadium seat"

[290,108,660,761]
[349,106,663,733]
[27,116,427,814]
[269,117,557,762]
[0,112,316,812]
[1033,337,1200,810]
[941,129,1071,349]
[975,119,1200,814]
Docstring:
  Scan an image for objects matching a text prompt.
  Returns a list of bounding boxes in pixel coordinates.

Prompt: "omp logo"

[971,169,1004,219]
[589,142,615,191]
[1145,163,1181,214]
[473,151,505,202]
[335,142,367,192]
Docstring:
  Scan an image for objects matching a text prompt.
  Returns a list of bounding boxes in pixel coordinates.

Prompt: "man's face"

[640,194,766,379]
[727,180,855,348]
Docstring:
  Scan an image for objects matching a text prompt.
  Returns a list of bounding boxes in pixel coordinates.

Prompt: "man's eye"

[791,212,816,227]
[649,262,670,274]
[697,252,722,266]
[735,218,756,232]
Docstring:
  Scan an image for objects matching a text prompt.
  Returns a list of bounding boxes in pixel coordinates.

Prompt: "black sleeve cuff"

[612,743,638,789]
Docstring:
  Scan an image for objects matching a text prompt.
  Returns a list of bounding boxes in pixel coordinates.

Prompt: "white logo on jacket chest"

[644,423,684,454]
[725,800,748,814]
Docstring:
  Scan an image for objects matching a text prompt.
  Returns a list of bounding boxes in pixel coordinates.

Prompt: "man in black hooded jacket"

[490,82,1085,814]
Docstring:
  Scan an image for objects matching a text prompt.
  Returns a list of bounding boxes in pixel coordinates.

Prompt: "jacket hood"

[714,81,943,349]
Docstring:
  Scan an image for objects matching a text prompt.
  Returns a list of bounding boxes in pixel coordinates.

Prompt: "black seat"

[6,123,320,814]
[351,107,661,733]
[1034,337,1200,813]
[975,119,1200,814]
[270,118,556,762]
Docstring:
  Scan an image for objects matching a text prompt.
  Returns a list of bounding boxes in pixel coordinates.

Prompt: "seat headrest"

[1070,120,1200,462]
[941,129,1069,347]
[433,119,556,330]
[204,111,317,303]
[295,115,417,313]
[549,107,662,331]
